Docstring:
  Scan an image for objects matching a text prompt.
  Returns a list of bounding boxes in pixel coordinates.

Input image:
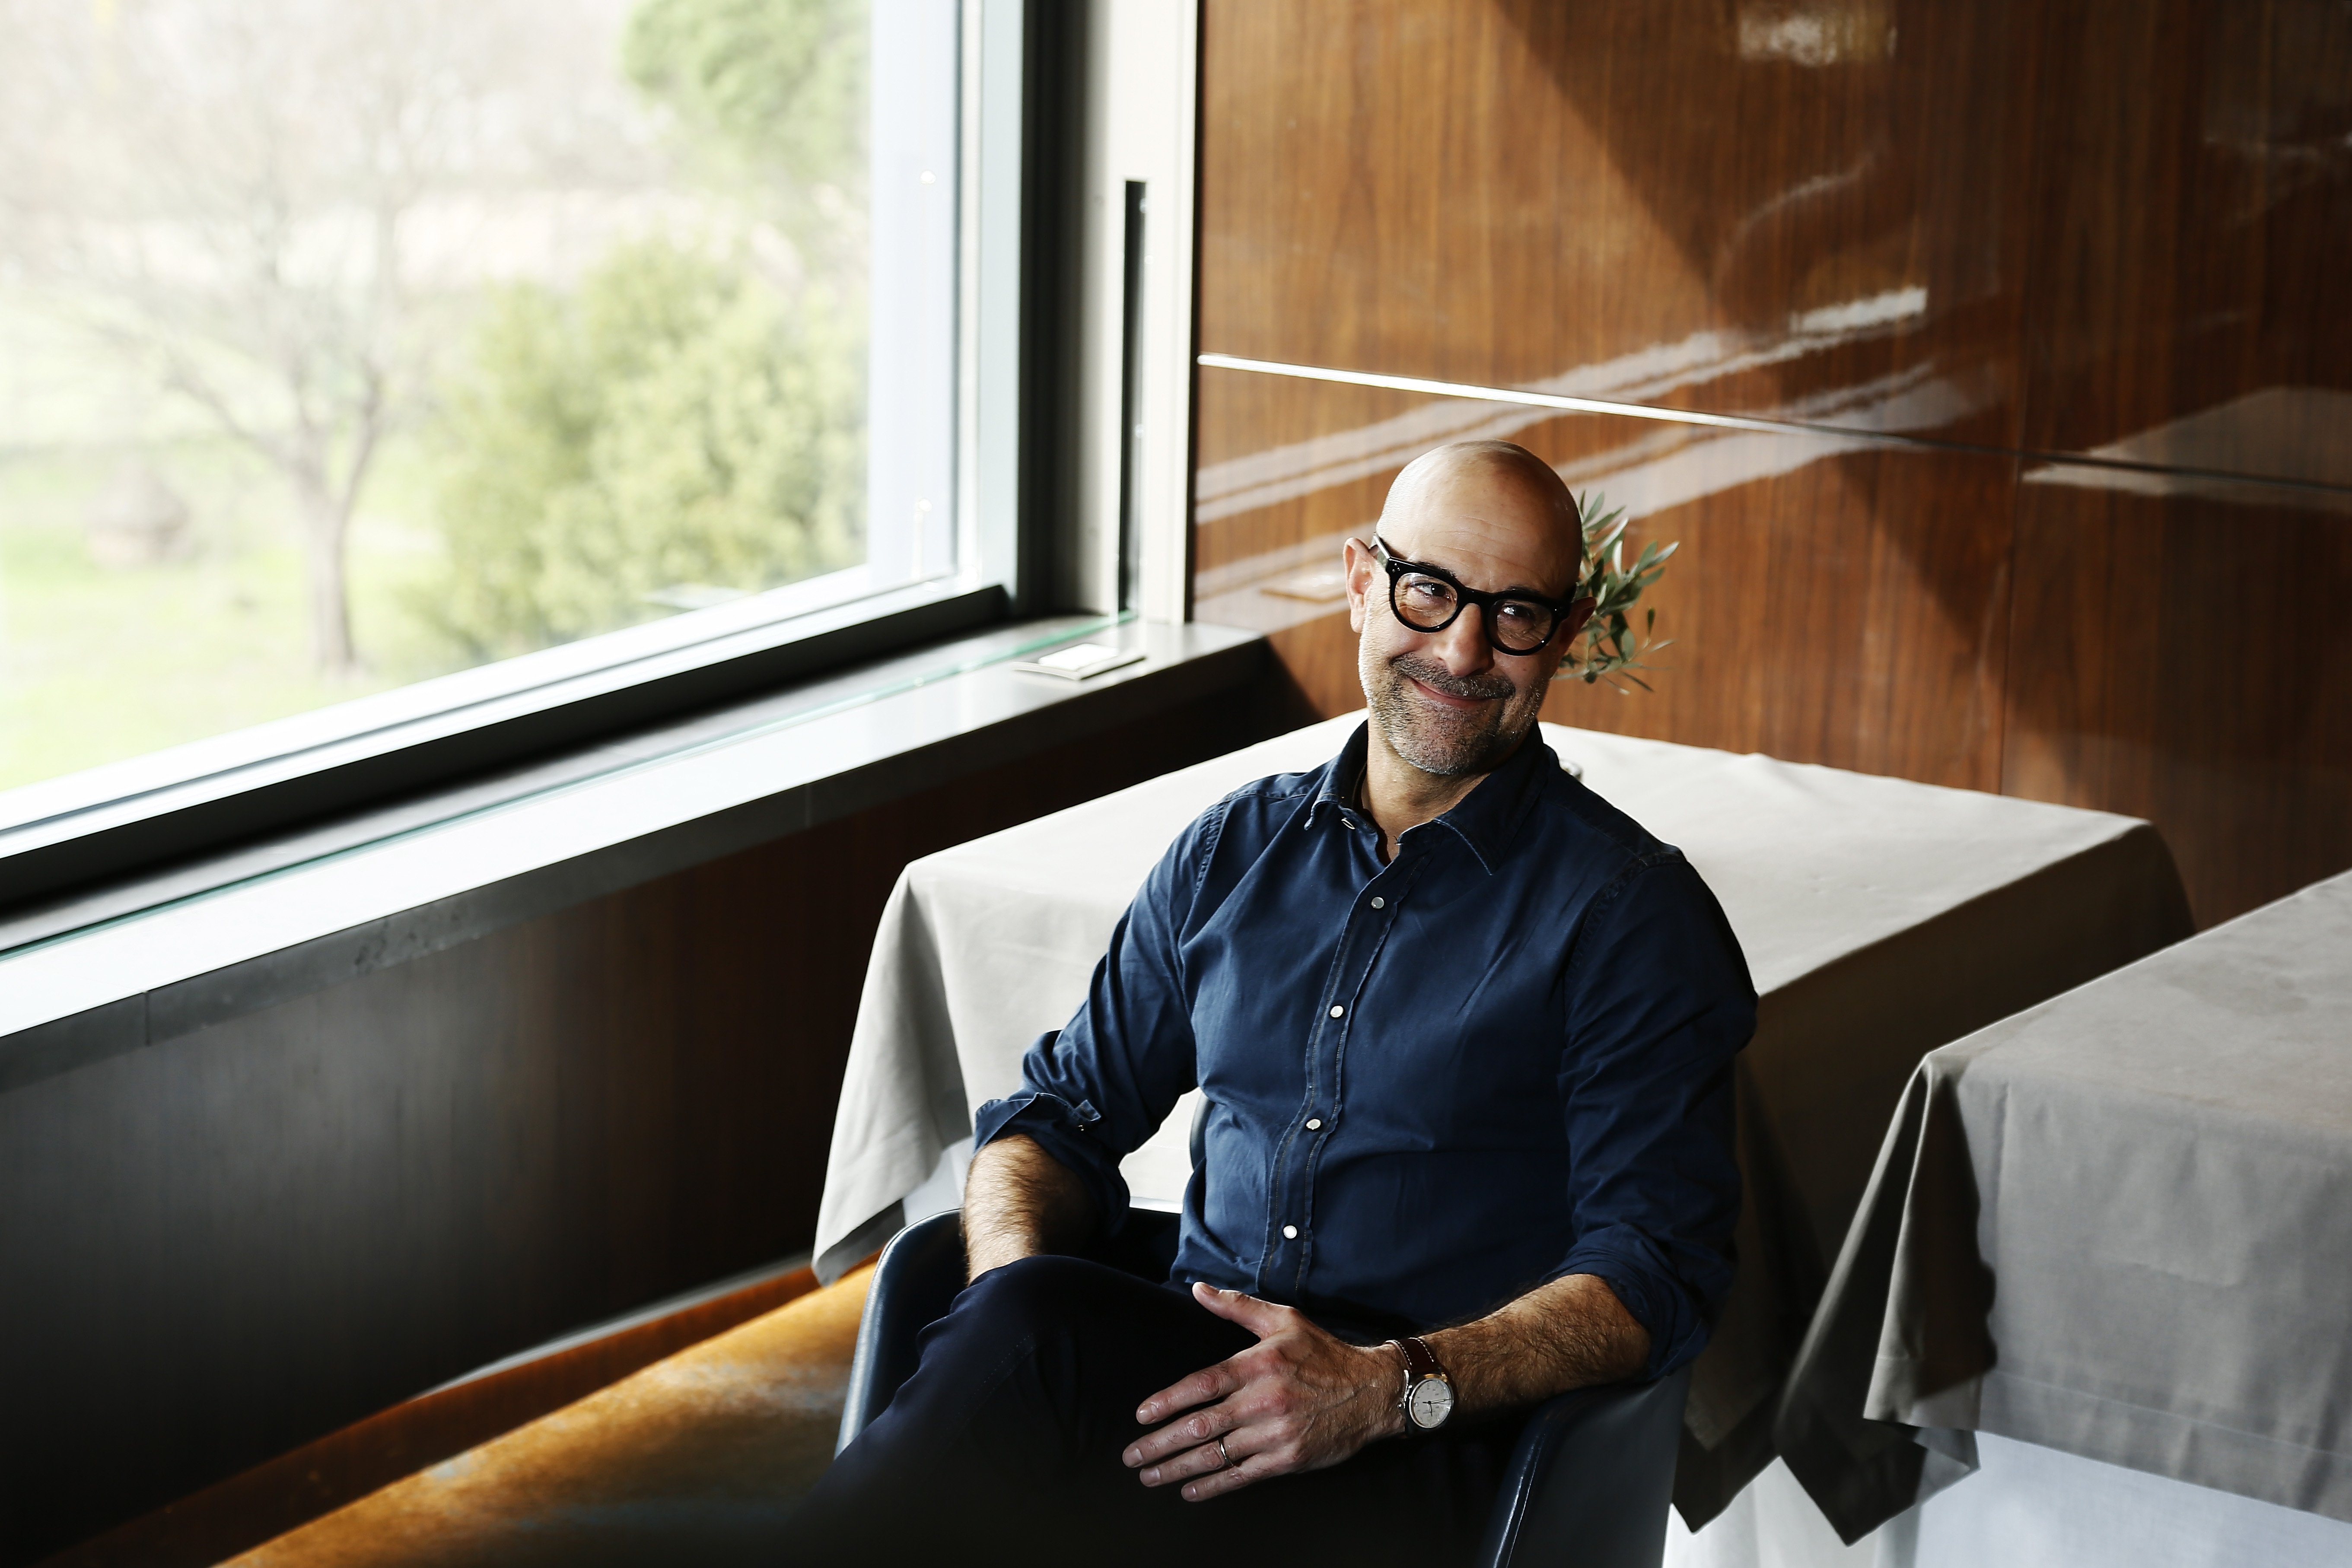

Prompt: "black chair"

[836,1207,1689,1568]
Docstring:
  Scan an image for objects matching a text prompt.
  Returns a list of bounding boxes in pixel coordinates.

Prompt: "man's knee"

[913,1253,1179,1403]
[947,1253,1120,1342]
[883,1255,1150,1451]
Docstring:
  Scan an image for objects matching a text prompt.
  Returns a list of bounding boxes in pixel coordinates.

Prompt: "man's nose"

[1428,604,1497,674]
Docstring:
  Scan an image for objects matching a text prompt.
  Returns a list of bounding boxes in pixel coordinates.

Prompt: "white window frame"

[1072,0,1202,624]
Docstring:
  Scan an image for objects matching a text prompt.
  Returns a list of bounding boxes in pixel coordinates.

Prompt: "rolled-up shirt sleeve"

[1551,854,1756,1377]
[970,803,1222,1238]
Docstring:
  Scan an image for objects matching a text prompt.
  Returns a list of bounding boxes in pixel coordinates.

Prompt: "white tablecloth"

[1665,1438,2352,1568]
[814,714,2190,1523]
[1745,868,2352,1566]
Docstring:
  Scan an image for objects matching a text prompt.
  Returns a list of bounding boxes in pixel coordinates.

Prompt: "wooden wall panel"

[2018,2,2352,474]
[2002,474,2352,922]
[1199,0,2037,444]
[1196,0,2352,926]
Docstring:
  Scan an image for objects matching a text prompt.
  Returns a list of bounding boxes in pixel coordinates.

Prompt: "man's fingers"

[1122,1402,1236,1468]
[1189,1281,1293,1337]
[1132,1432,1276,1499]
[1134,1361,1239,1425]
[1134,1434,1239,1488]
[1178,1448,1269,1502]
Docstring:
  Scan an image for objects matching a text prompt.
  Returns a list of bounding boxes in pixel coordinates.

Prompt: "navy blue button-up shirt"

[971,723,1755,1376]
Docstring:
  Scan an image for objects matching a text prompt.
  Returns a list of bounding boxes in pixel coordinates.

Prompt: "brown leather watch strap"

[1395,1335,1445,1382]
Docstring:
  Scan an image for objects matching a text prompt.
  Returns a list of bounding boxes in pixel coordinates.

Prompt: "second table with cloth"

[1766,866,2352,1565]
[814,713,2190,1524]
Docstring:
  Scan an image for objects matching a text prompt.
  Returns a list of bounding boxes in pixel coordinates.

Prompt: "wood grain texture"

[2002,474,2352,924]
[1196,0,2352,924]
[2017,1,2352,476]
[1199,0,2036,445]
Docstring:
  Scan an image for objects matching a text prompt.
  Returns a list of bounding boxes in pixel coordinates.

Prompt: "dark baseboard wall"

[0,660,1315,1568]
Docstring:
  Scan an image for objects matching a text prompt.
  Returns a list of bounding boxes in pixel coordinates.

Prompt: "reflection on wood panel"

[2020,2,2352,473]
[2003,473,2352,924]
[1200,0,2352,477]
[1199,0,2034,444]
[1197,0,2352,924]
[1198,367,2013,793]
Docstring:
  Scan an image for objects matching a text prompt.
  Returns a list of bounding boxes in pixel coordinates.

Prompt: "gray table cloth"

[815,715,2191,1521]
[1780,868,2352,1542]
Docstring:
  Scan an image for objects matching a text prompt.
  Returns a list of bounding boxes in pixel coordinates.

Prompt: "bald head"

[1377,441,1583,599]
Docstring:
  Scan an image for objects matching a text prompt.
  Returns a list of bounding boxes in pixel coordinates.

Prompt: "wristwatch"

[1390,1335,1455,1431]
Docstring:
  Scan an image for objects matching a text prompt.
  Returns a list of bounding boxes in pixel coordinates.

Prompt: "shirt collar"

[1305,724,1373,828]
[1305,720,1554,876]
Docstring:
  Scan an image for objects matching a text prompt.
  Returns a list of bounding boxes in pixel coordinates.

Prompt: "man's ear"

[1535,596,1597,686]
[1343,538,1376,634]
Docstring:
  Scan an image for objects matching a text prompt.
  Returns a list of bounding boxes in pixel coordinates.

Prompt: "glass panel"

[0,0,958,793]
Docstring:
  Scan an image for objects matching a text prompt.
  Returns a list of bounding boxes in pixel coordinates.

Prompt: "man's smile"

[1407,674,1493,712]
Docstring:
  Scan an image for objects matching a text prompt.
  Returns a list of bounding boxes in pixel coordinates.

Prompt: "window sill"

[0,576,1011,913]
[0,617,1266,1093]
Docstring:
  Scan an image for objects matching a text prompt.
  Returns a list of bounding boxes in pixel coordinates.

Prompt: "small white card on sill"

[1012,641,1146,681]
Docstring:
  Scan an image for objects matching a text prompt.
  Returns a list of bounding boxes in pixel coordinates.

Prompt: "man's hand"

[1121,1284,1405,1501]
[1122,1271,1650,1503]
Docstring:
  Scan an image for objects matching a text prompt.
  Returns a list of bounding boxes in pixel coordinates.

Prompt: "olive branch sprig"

[1558,491,1676,690]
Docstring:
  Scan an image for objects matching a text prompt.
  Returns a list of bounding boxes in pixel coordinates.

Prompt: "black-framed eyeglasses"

[1363,536,1591,656]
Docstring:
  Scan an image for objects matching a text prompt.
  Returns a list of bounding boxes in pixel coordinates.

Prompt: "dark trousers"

[790,1256,1519,1567]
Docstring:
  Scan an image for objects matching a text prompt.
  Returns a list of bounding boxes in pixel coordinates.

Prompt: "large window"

[0,0,961,796]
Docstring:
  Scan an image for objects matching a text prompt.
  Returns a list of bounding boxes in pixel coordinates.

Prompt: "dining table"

[1750,867,2352,1568]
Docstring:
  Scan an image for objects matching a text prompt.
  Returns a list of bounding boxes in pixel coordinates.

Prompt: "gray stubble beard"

[1361,646,1547,779]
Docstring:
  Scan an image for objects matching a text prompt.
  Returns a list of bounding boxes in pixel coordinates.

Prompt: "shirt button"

[1329,1005,1345,1018]
[1283,1225,1299,1240]
[1370,896,1384,909]
[1306,1118,1323,1130]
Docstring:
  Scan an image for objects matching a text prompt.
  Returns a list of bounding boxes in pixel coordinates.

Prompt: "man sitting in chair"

[797,441,1754,1566]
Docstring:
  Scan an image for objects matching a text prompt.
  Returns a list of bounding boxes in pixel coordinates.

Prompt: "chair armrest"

[835,1210,967,1455]
[1476,1365,1691,1568]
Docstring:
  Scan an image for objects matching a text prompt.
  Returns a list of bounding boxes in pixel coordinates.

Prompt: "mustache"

[1391,653,1515,703]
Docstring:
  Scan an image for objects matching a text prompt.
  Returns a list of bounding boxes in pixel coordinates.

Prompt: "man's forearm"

[1422,1272,1651,1417]
[960,1133,1097,1281]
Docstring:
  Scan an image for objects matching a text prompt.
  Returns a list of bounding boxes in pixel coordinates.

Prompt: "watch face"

[1407,1377,1454,1429]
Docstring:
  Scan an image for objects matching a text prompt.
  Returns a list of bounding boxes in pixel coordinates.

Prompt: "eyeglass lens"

[1392,572,1559,652]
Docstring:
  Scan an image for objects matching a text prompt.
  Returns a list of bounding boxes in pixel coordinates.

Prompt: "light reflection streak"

[1193,292,1995,633]
[2022,387,2352,510]
[1195,285,1934,522]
